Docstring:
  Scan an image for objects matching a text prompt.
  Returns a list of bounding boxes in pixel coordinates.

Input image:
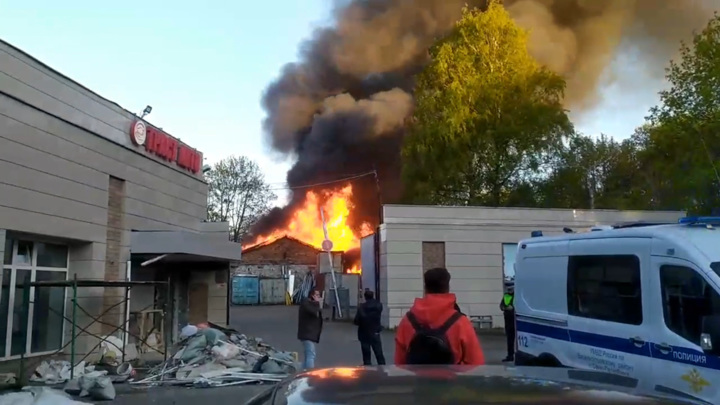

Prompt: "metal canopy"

[130,230,243,262]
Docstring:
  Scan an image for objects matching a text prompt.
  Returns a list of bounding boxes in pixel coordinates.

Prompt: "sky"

[0,1,667,207]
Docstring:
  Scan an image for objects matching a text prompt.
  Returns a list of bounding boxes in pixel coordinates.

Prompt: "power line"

[268,171,377,191]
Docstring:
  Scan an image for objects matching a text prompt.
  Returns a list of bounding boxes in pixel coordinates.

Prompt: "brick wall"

[102,176,126,334]
[242,237,320,265]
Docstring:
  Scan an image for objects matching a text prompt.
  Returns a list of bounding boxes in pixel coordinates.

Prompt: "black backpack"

[405,311,464,364]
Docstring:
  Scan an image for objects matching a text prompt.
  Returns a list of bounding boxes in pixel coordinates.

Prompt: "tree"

[402,1,573,206]
[206,156,276,243]
[536,134,630,209]
[642,12,720,214]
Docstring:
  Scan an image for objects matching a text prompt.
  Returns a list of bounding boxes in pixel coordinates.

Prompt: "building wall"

[233,263,314,279]
[379,205,686,329]
[0,41,208,359]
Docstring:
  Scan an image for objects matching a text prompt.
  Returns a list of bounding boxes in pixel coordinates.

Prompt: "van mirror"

[701,315,720,354]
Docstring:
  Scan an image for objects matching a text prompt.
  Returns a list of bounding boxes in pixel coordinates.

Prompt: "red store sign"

[130,120,202,174]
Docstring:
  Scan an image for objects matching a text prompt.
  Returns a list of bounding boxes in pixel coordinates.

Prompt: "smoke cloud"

[250,0,715,240]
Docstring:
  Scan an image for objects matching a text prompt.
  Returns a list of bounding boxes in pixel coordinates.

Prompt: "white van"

[514,217,720,404]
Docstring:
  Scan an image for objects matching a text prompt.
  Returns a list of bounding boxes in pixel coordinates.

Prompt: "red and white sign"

[130,121,147,146]
[129,120,202,174]
[321,239,333,252]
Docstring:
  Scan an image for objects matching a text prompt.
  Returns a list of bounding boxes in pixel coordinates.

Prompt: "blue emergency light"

[678,216,720,225]
[530,230,543,237]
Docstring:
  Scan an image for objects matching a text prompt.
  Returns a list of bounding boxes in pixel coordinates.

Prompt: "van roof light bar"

[612,221,672,229]
[678,216,720,226]
[530,230,543,237]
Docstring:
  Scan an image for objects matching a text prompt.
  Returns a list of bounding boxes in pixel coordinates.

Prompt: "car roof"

[249,366,702,405]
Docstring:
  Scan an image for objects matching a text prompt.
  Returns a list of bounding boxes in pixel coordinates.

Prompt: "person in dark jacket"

[298,289,323,369]
[354,289,386,365]
[499,282,515,362]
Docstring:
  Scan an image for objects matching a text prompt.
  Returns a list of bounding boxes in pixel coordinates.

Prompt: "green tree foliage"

[402,9,720,214]
[402,1,573,206]
[206,156,276,242]
[640,12,720,214]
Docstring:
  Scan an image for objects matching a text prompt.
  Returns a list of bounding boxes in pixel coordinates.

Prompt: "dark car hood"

[248,365,703,405]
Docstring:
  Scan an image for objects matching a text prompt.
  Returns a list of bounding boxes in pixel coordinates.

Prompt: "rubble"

[23,323,293,396]
[129,323,296,388]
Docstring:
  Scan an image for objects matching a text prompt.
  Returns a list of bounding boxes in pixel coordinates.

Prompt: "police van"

[514,217,720,404]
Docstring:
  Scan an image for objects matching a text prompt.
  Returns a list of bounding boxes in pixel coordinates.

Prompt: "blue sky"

[0,1,666,206]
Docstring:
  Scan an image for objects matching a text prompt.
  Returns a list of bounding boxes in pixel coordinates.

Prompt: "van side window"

[567,255,642,325]
[660,265,720,345]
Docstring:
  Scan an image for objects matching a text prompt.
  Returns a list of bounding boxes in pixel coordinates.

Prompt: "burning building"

[247,0,712,280]
[242,185,371,274]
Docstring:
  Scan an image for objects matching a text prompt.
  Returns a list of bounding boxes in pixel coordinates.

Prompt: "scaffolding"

[16,275,169,381]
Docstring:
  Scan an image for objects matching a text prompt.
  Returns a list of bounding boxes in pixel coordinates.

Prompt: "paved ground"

[229,305,508,367]
[105,305,509,404]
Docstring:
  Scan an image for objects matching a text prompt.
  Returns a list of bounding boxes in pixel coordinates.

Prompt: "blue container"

[231,275,260,305]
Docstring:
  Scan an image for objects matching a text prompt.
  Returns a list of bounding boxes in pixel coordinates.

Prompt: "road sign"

[322,239,333,252]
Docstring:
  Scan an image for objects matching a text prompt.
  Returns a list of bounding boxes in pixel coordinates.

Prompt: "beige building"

[0,39,240,365]
[375,205,685,329]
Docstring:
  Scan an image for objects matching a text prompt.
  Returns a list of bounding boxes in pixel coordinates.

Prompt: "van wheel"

[535,353,562,368]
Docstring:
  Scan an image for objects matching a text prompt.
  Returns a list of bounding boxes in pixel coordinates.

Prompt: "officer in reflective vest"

[499,281,515,362]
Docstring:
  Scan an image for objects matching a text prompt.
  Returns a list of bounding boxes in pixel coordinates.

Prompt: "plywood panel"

[188,283,209,324]
[422,242,445,272]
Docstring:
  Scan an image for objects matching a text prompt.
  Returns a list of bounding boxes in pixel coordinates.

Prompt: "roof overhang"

[131,231,242,262]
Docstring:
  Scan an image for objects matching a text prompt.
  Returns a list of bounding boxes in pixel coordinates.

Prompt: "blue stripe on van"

[516,320,720,370]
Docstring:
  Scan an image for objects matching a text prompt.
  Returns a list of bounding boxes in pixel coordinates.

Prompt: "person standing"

[394,267,485,365]
[297,289,323,370]
[354,289,386,365]
[500,282,516,362]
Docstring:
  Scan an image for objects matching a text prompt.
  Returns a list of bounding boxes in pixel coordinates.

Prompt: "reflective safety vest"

[503,293,514,306]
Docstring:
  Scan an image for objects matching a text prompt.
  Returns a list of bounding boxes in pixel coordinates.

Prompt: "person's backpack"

[405,311,464,364]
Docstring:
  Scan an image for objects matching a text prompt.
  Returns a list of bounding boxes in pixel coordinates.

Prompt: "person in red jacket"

[394,267,485,365]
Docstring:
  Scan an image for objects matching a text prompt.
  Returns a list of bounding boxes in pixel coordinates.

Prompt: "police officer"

[499,281,515,362]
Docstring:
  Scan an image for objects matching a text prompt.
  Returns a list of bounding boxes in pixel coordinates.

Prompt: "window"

[0,239,68,358]
[502,243,517,281]
[422,242,445,272]
[567,255,642,325]
[661,265,720,345]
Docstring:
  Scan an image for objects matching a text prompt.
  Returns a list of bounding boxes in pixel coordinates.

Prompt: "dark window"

[36,243,68,268]
[660,265,720,345]
[567,255,642,325]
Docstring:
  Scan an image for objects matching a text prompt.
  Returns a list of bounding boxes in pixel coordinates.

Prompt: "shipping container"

[259,278,287,305]
[231,275,260,305]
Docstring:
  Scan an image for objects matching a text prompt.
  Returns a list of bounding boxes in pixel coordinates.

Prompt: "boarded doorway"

[188,283,209,324]
[422,242,446,272]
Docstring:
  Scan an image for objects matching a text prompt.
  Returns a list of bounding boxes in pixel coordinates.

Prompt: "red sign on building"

[129,120,202,174]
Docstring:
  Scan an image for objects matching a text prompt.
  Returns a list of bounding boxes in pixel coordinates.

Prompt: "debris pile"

[131,323,296,388]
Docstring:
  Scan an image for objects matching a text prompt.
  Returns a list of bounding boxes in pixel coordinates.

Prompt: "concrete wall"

[0,40,209,358]
[379,205,686,329]
[233,263,314,279]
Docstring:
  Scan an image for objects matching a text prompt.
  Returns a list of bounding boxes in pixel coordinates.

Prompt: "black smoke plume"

[249,0,714,242]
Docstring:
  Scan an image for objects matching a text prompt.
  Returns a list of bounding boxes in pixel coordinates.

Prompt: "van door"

[647,257,720,403]
[566,238,653,391]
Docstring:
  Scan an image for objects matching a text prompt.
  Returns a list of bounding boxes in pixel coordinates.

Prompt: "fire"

[346,264,361,275]
[244,185,372,272]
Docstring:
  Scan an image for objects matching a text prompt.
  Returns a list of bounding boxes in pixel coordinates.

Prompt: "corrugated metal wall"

[259,278,287,305]
[231,275,260,305]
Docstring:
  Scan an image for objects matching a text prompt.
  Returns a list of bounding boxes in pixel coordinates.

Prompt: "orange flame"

[243,185,372,272]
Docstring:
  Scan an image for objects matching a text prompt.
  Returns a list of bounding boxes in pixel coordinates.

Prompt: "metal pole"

[70,274,77,380]
[19,278,30,382]
[320,210,342,319]
[123,260,131,363]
